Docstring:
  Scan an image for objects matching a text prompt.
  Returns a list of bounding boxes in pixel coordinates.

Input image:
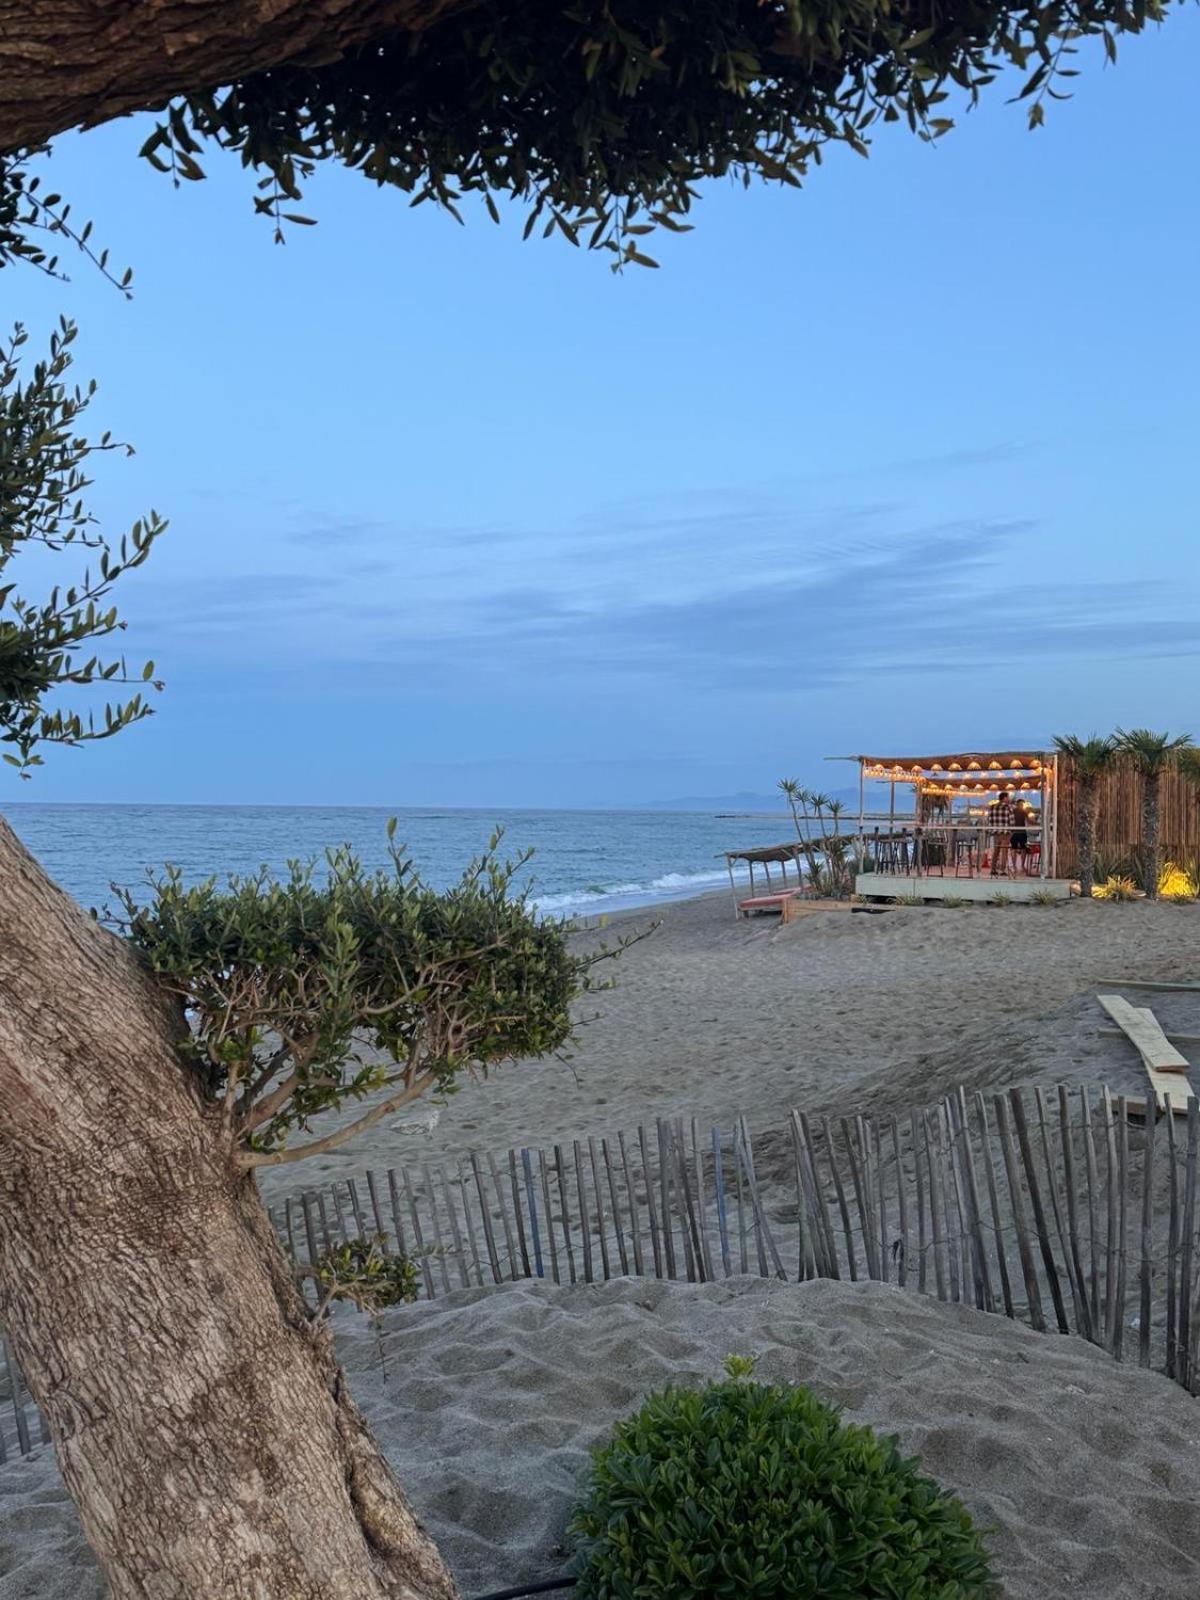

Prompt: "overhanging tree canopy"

[0,0,1179,274]
[0,2,1186,1597]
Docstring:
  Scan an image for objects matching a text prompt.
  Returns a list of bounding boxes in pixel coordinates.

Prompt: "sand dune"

[4,1277,1200,1598]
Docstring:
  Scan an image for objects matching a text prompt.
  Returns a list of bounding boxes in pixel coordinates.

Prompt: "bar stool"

[954,831,978,876]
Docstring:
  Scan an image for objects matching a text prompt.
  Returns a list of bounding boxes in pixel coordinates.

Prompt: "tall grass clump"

[1159,861,1198,902]
[1093,875,1139,902]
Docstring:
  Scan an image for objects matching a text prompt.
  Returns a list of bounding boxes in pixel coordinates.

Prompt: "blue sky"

[9,16,1199,807]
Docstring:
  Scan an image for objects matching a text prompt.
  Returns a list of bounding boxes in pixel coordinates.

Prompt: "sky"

[6,16,1199,808]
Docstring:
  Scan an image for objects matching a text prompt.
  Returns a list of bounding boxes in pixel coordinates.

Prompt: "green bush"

[114,827,631,1167]
[571,1363,996,1599]
[312,1235,420,1318]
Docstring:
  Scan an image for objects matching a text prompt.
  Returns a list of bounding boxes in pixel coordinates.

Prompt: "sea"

[0,804,798,921]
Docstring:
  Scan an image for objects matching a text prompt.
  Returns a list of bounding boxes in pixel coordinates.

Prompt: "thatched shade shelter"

[722,842,808,917]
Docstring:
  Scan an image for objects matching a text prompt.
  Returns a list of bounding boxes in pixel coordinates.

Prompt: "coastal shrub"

[571,1359,996,1599]
[1159,861,1198,899]
[114,828,632,1168]
[991,892,1013,907]
[1092,874,1140,902]
[1090,848,1138,884]
[312,1235,420,1319]
[1030,890,1060,906]
[940,895,968,909]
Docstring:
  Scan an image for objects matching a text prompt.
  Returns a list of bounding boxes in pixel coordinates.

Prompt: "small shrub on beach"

[114,827,632,1166]
[571,1360,996,1599]
[895,893,925,907]
[1030,890,1060,907]
[1159,862,1198,900]
[1092,875,1140,902]
[991,892,1013,907]
[940,895,968,909]
[311,1235,419,1320]
[1091,848,1138,885]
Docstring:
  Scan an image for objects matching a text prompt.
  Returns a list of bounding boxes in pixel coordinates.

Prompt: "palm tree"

[778,779,821,887]
[1053,734,1117,898]
[1115,728,1194,897]
[825,797,851,894]
[778,778,806,839]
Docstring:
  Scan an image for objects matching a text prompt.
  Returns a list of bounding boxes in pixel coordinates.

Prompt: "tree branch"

[0,0,478,153]
[241,1042,292,1107]
[237,1072,436,1170]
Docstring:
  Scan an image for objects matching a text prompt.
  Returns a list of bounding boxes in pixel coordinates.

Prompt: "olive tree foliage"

[112,829,622,1172]
[0,0,1182,278]
[0,318,164,773]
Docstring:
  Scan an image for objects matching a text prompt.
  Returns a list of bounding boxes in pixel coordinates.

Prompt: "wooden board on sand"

[1097,993,1193,1114]
[1095,978,1200,993]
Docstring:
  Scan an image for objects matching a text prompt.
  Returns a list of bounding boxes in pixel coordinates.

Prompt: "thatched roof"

[723,843,806,864]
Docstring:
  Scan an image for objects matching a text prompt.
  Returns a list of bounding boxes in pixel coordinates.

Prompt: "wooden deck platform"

[855,873,1072,904]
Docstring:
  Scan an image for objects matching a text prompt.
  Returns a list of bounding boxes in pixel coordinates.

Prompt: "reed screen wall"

[1057,756,1200,875]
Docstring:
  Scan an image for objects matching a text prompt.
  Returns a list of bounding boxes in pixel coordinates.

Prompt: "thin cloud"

[140,487,1195,700]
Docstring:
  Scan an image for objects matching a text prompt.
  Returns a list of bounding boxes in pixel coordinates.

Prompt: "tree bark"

[0,0,477,153]
[0,813,457,1600]
[1142,773,1161,898]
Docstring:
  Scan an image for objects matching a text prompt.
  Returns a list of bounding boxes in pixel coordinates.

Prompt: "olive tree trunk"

[0,0,473,151]
[0,814,457,1600]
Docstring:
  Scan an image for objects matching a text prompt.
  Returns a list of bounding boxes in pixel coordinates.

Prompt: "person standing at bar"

[989,788,1015,876]
[1010,794,1031,872]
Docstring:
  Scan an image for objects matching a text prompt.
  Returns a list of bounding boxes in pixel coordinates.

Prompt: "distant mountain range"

[634,787,861,814]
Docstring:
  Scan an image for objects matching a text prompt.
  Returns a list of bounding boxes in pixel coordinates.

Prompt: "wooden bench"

[737,890,807,919]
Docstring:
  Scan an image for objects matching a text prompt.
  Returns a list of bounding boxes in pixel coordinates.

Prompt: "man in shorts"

[989,790,1015,876]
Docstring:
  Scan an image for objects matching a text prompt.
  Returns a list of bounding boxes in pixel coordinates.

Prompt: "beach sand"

[259,893,1200,1209]
[4,1276,1200,1599]
[6,895,1199,1597]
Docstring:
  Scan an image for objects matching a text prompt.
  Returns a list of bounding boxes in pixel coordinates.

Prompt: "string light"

[859,754,1052,784]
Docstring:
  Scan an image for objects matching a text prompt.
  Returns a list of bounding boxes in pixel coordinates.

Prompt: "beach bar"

[839,749,1073,903]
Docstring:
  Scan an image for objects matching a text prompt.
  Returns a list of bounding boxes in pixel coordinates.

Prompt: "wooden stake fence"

[4,1085,1200,1463]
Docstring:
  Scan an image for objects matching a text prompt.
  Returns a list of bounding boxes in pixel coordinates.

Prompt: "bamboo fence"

[4,1084,1200,1464]
[1057,757,1200,875]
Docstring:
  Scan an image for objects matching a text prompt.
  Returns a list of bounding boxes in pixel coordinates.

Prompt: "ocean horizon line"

[1,799,792,816]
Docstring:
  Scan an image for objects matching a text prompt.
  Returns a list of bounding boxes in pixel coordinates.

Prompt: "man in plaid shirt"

[988,793,1015,876]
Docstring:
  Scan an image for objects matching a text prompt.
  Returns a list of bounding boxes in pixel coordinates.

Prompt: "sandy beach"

[5,1276,1200,1599]
[6,888,1200,1598]
[259,891,1200,1209]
